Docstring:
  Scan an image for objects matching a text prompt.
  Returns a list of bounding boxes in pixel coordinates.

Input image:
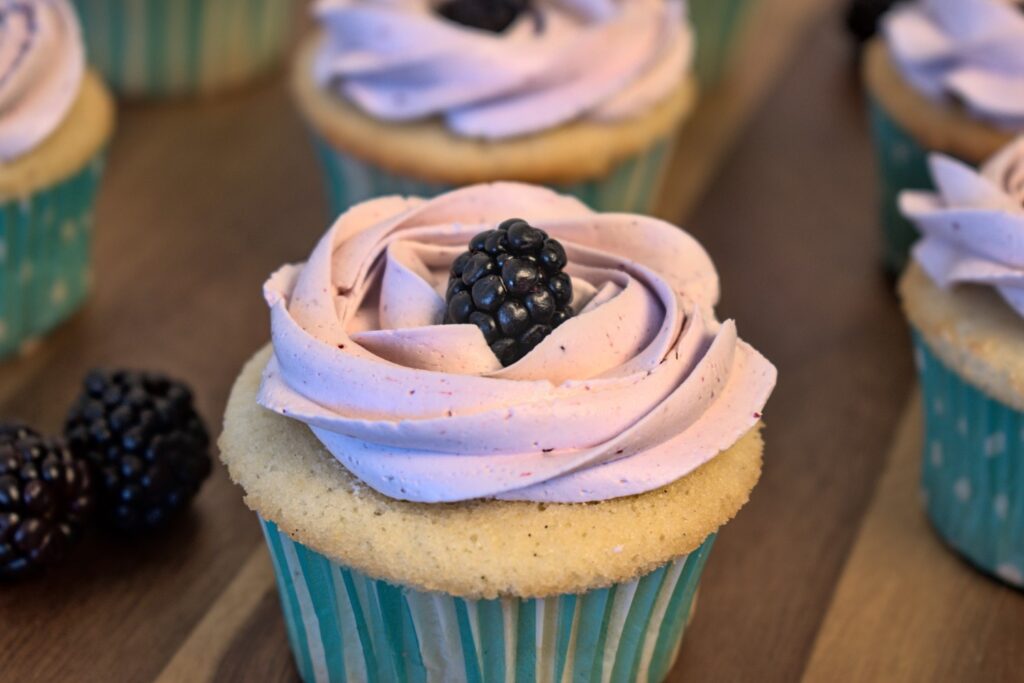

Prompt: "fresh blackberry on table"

[445,218,574,366]
[0,424,93,579]
[436,0,530,33]
[64,370,211,534]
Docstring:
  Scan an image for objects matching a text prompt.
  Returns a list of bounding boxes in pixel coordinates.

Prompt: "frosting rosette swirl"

[0,0,84,162]
[882,0,1024,129]
[311,0,692,139]
[258,183,776,503]
[902,135,1024,316]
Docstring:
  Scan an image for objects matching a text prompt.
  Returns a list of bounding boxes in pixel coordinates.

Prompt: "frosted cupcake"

[864,0,1023,271]
[220,183,776,681]
[293,0,697,215]
[0,0,115,358]
[899,136,1024,589]
[72,0,295,98]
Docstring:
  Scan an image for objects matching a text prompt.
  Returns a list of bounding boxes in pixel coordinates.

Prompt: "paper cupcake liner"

[868,98,935,273]
[260,518,715,683]
[689,0,754,84]
[311,134,675,217]
[913,332,1024,590]
[0,156,106,359]
[73,0,293,97]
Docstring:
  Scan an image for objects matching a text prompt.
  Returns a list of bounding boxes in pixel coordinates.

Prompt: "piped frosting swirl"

[311,0,692,139]
[0,0,84,162]
[902,135,1024,316]
[882,0,1024,129]
[259,183,776,503]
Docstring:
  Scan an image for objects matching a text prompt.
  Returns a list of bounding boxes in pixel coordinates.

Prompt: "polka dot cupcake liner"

[867,98,935,273]
[260,517,714,683]
[689,0,755,85]
[0,155,106,359]
[73,0,294,98]
[914,332,1024,590]
[310,133,676,218]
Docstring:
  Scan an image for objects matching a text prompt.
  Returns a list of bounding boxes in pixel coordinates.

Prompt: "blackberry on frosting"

[435,0,530,33]
[445,218,574,366]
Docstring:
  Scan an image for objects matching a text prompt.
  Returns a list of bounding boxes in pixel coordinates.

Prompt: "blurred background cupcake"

[72,0,296,98]
[293,0,698,215]
[688,0,755,84]
[0,0,115,359]
[899,137,1024,589]
[863,0,1022,272]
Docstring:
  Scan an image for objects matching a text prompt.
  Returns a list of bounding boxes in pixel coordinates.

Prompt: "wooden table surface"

[2,1,1022,681]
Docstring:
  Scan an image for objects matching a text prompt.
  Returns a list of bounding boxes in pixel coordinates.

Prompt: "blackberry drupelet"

[436,0,530,33]
[445,218,575,366]
[65,370,211,533]
[0,424,93,579]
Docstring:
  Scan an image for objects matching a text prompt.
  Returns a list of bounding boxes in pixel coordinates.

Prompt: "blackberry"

[436,0,529,33]
[65,370,211,533]
[445,218,574,366]
[0,424,93,579]
[844,0,904,43]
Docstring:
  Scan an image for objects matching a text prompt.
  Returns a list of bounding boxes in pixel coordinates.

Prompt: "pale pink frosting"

[259,183,776,503]
[902,135,1024,315]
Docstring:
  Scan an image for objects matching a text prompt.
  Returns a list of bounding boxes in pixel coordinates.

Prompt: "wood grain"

[0,0,1019,681]
[802,395,1024,683]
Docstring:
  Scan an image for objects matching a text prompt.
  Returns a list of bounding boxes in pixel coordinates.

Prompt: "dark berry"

[65,369,211,534]
[501,258,540,295]
[471,275,506,312]
[461,252,495,286]
[436,0,526,33]
[524,288,555,323]
[843,0,904,43]
[468,312,499,345]
[496,300,530,338]
[444,218,575,366]
[507,221,546,254]
[0,424,93,579]
[539,239,567,272]
[547,272,573,306]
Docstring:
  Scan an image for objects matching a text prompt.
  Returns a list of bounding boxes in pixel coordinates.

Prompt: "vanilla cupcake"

[864,0,1022,271]
[220,184,776,681]
[73,0,295,98]
[899,136,1024,589]
[0,0,115,358]
[293,0,697,215]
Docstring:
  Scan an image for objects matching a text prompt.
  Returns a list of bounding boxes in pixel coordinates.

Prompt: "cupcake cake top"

[901,134,1024,316]
[259,183,776,504]
[882,0,1024,129]
[310,0,692,139]
[0,0,84,162]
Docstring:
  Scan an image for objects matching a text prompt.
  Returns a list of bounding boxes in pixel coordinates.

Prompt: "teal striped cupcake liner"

[689,0,754,85]
[311,135,675,217]
[73,0,294,98]
[868,98,935,273]
[0,156,106,359]
[261,518,715,683]
[913,332,1024,590]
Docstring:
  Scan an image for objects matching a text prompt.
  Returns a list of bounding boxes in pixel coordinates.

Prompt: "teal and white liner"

[73,0,294,98]
[261,518,714,683]
[914,333,1024,590]
[688,0,755,85]
[312,136,675,217]
[0,156,106,359]
[868,99,937,273]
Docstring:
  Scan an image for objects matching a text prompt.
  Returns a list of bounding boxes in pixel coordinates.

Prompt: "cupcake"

[220,184,776,681]
[899,136,1024,589]
[864,0,1023,271]
[72,0,295,98]
[0,0,115,359]
[293,0,698,215]
[688,0,755,84]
